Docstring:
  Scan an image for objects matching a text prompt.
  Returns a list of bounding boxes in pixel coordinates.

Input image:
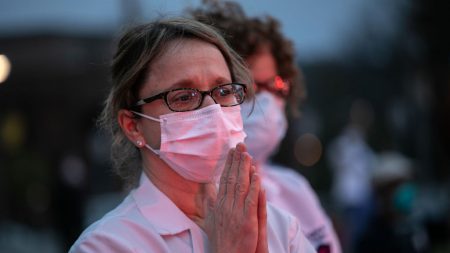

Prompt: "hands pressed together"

[205,143,269,253]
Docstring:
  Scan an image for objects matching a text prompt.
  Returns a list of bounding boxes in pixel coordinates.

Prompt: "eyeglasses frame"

[255,75,290,98]
[132,82,247,112]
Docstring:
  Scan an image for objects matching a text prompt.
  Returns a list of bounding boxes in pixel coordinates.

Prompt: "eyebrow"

[165,76,232,92]
[142,79,192,99]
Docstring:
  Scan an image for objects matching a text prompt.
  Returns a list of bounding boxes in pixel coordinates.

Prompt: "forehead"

[247,50,275,67]
[246,50,277,81]
[143,38,231,92]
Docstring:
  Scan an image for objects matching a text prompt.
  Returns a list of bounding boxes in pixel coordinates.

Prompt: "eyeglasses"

[255,75,290,98]
[132,83,247,112]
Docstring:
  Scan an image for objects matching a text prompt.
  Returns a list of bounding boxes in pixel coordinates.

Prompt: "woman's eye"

[172,93,194,103]
[179,95,192,101]
[218,87,232,96]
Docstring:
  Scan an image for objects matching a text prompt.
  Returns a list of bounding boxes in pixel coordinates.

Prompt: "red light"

[274,76,285,89]
[317,245,331,253]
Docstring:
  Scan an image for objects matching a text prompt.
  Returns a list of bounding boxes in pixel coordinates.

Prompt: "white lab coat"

[262,163,342,253]
[70,173,316,253]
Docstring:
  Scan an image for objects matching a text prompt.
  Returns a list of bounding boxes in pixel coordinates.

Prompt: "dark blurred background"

[0,0,449,252]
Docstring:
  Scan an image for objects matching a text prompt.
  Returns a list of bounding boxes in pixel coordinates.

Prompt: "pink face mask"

[132,104,246,183]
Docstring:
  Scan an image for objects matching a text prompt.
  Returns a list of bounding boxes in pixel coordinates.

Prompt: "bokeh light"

[0,112,26,153]
[0,54,11,83]
[294,133,323,167]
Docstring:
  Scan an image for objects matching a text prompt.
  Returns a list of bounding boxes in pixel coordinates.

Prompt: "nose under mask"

[132,104,246,183]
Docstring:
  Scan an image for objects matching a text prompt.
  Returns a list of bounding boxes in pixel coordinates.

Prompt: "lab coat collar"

[132,173,194,235]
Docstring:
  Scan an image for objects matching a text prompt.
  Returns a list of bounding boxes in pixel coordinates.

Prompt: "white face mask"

[133,104,246,183]
[240,90,287,164]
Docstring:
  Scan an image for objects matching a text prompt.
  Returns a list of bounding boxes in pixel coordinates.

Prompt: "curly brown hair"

[189,1,306,116]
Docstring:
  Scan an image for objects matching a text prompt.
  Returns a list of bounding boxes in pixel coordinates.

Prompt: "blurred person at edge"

[190,2,341,253]
[327,99,376,253]
[69,18,316,253]
[356,152,429,253]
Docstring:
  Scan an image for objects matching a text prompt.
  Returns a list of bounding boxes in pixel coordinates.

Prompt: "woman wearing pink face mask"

[191,2,342,253]
[69,18,315,253]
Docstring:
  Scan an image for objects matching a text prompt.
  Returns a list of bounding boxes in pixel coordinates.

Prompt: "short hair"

[98,17,252,188]
[189,1,306,116]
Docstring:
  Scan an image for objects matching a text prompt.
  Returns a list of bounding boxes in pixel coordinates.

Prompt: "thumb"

[203,183,217,216]
[205,195,216,213]
[202,185,217,235]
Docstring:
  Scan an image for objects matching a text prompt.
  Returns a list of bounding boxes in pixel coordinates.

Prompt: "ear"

[118,109,145,148]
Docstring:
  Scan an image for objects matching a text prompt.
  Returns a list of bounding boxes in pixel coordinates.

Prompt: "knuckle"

[226,175,236,184]
[220,176,228,185]
[235,183,247,194]
[216,197,226,207]
[245,198,257,207]
[219,175,235,185]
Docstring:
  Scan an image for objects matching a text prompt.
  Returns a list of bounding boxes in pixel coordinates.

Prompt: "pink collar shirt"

[70,173,316,253]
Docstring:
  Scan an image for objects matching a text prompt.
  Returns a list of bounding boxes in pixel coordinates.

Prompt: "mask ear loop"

[131,111,162,156]
[131,111,162,122]
[144,144,160,156]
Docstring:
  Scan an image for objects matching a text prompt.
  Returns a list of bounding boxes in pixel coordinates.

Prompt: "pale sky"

[0,0,407,62]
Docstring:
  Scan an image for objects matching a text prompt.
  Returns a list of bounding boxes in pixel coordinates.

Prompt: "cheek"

[141,120,162,148]
[140,100,171,148]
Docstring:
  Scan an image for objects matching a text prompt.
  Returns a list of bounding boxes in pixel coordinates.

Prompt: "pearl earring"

[137,140,143,147]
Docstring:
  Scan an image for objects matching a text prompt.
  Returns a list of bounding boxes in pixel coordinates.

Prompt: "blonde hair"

[98,17,253,187]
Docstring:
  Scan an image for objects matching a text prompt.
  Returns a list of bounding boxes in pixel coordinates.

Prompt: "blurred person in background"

[70,17,315,253]
[0,111,56,251]
[356,151,429,253]
[327,99,376,253]
[190,2,341,253]
[0,112,51,224]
